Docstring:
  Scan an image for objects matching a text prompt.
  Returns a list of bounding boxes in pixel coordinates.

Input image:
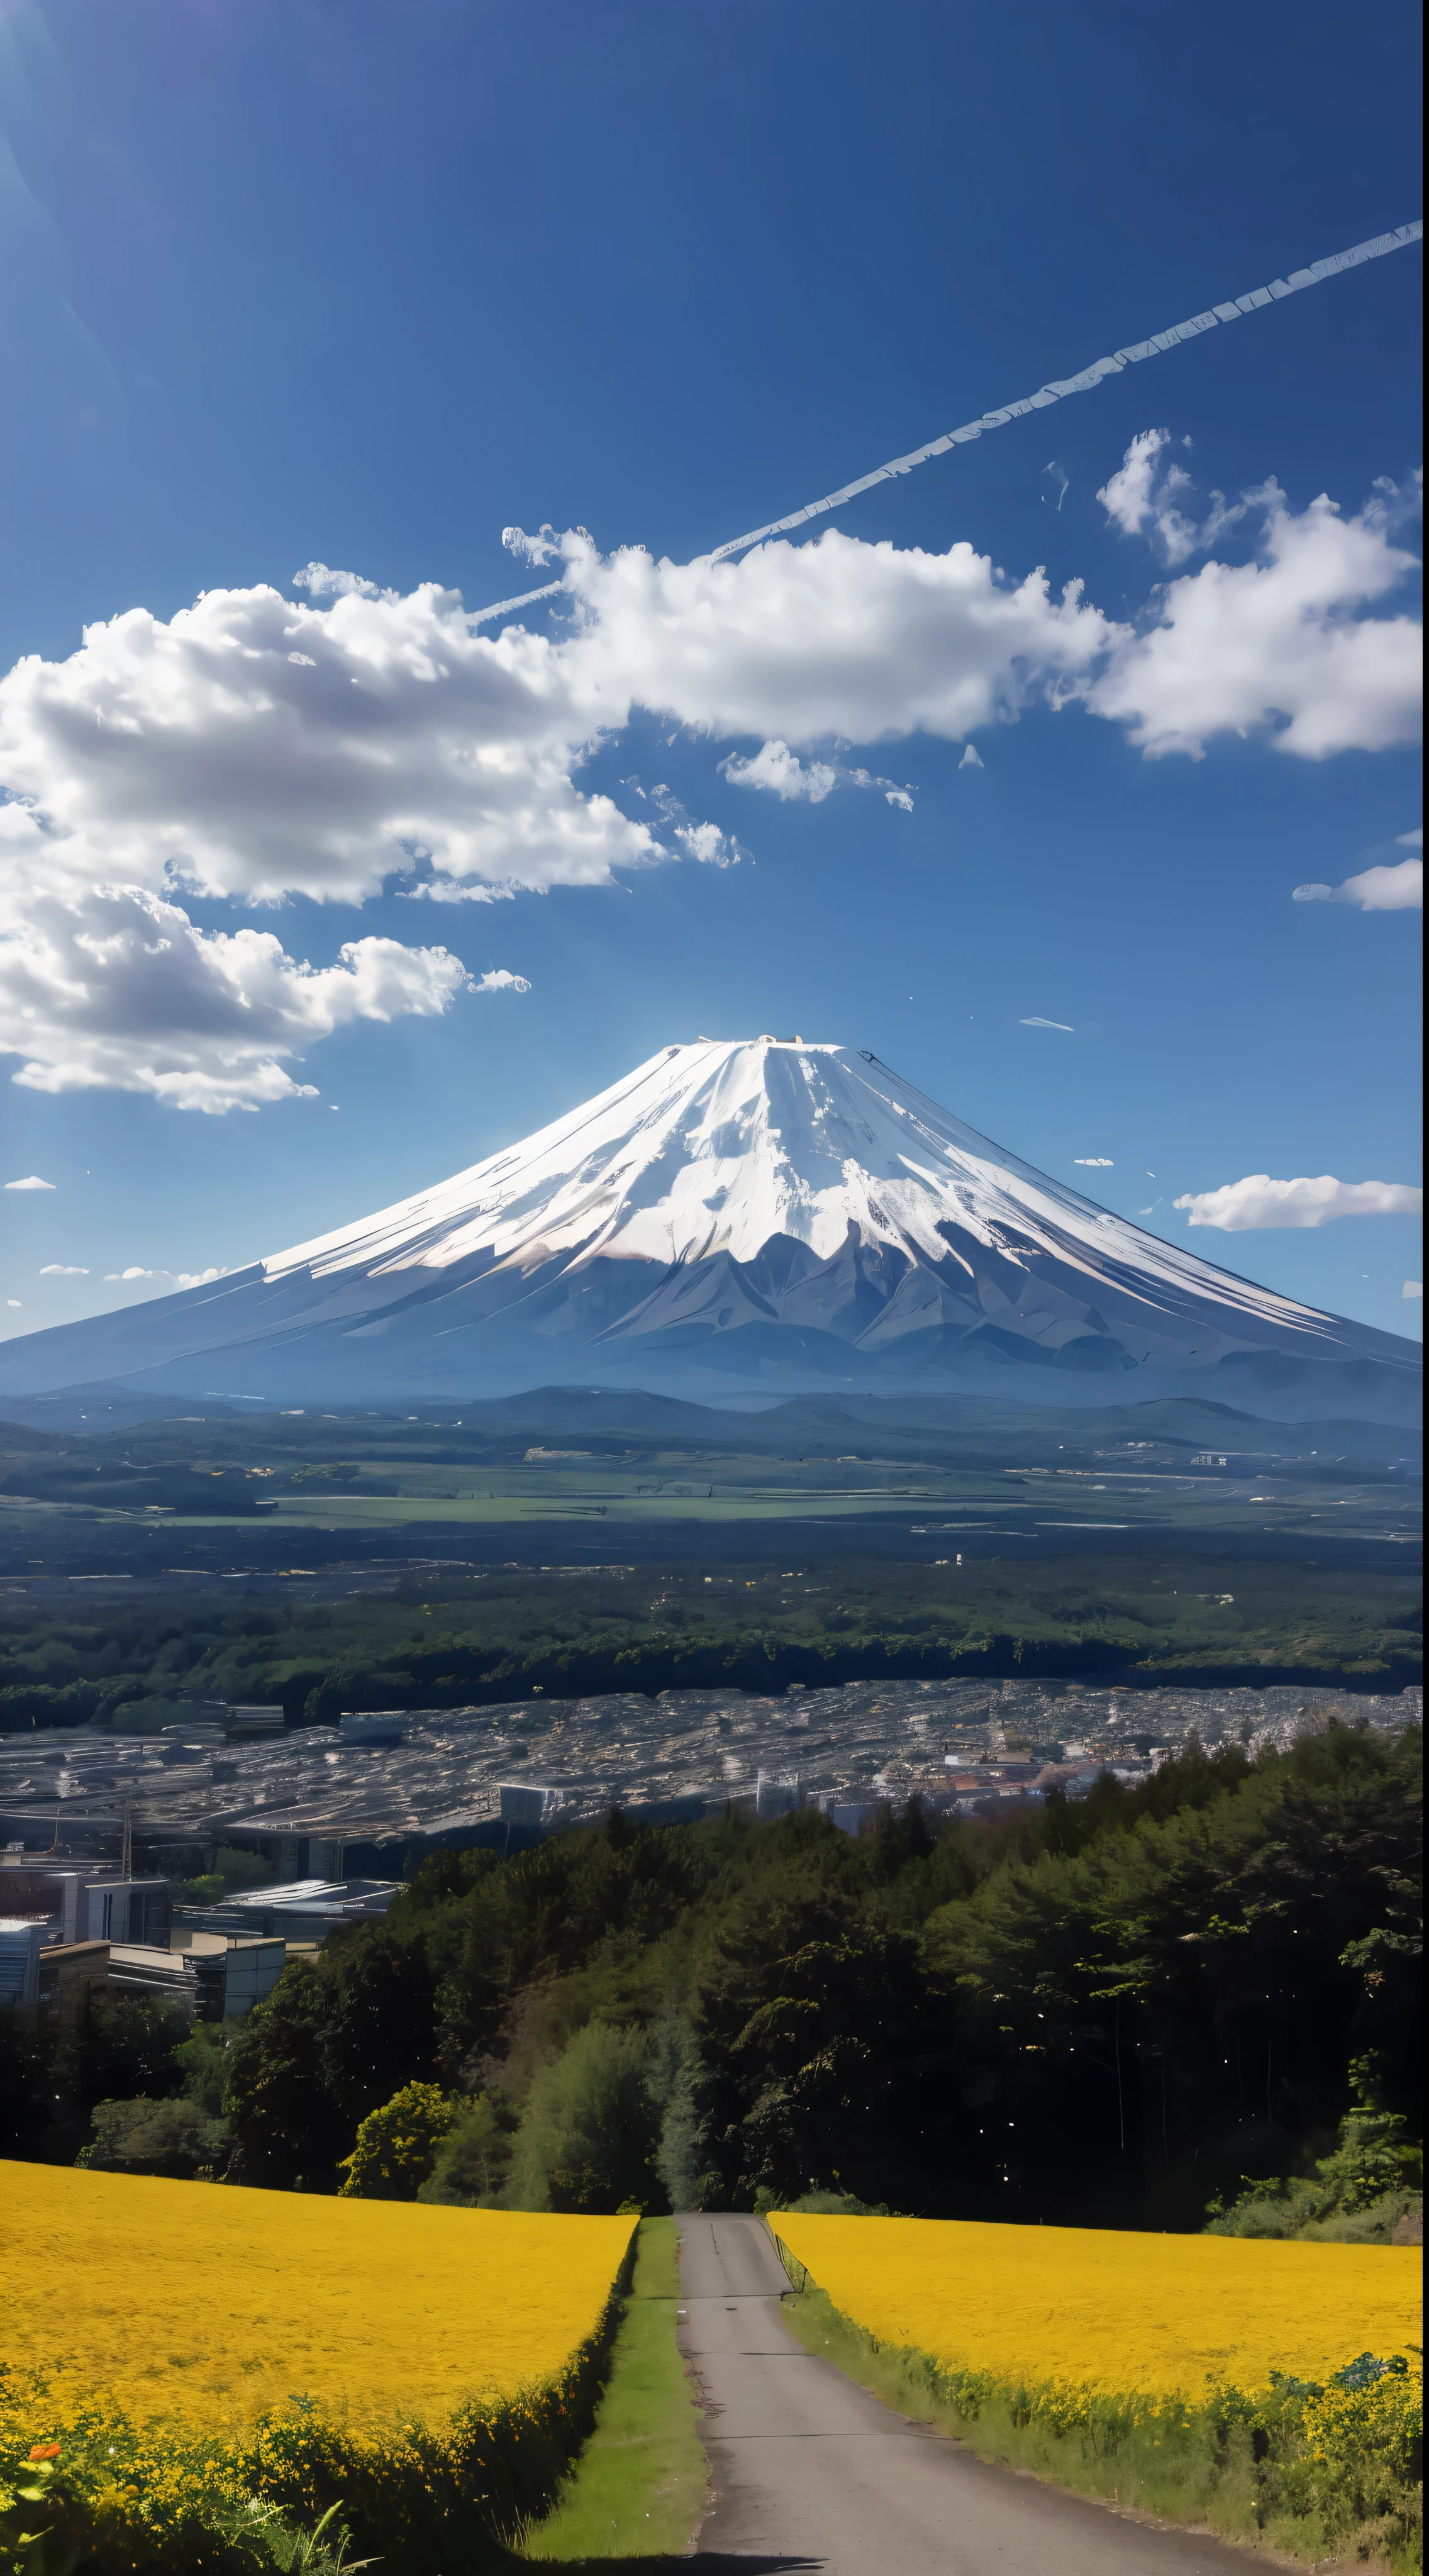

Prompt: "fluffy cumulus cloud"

[720,740,840,802]
[472,968,531,993]
[1295,830,1422,911]
[579,529,1116,747]
[0,863,471,1112]
[1174,1175,1424,1230]
[5,1173,55,1189]
[0,579,661,910]
[1087,482,1421,758]
[0,470,1420,1108]
[39,1263,88,1275]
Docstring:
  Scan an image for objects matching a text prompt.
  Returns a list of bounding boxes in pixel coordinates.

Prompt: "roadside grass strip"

[769,2214,1423,2567]
[1,2162,636,2574]
[520,2218,708,2560]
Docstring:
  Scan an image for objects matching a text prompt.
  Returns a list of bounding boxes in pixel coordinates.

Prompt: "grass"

[776,2279,1422,2572]
[520,2219,708,2562]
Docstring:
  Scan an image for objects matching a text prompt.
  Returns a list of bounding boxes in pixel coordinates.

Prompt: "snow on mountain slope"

[264,1039,1325,1327]
[0,1041,1419,1418]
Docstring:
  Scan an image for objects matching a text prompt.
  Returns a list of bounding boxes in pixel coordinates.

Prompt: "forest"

[1,1551,1421,1738]
[4,1719,1420,2239]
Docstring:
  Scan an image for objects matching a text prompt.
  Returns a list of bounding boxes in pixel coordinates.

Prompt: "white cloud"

[0,875,471,1112]
[721,740,840,802]
[675,819,735,865]
[959,743,983,770]
[719,738,915,809]
[473,968,531,993]
[6,1300,19,1308]
[582,529,1116,752]
[0,581,662,913]
[1098,428,1250,566]
[1404,1279,1423,1299]
[623,780,747,870]
[5,1174,55,1189]
[0,472,1418,1108]
[100,1263,228,1286]
[1074,1157,1113,1166]
[501,524,568,568]
[1174,1175,1423,1230]
[1021,1015,1075,1031]
[39,1263,88,1275]
[1098,429,1171,538]
[291,562,384,600]
[1294,832,1423,910]
[1087,490,1421,759]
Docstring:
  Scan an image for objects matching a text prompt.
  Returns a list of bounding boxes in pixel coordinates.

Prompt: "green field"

[1,1391,1418,1714]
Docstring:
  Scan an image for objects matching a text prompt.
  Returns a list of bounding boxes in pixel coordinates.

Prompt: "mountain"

[0,1040,1418,1421]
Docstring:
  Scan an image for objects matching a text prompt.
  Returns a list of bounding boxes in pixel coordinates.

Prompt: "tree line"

[1,1553,1420,1736]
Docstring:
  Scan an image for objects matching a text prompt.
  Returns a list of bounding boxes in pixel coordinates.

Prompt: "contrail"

[471,219,1422,625]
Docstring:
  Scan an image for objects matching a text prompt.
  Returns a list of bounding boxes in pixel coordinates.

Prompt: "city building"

[173,1877,396,1945]
[0,1918,45,2015]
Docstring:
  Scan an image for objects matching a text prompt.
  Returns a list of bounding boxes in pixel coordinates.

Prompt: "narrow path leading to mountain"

[674,2215,1258,2575]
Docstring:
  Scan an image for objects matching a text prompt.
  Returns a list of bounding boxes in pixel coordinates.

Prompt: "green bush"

[1207,2055,1424,2242]
[504,2024,662,2214]
[75,2096,230,2180]
[418,2093,519,2207]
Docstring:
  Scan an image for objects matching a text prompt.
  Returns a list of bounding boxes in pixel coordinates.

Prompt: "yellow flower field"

[769,2212,1422,2397]
[4,2162,636,2429]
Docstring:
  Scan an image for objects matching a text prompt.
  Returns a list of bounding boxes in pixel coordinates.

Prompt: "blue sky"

[0,0,1421,1346]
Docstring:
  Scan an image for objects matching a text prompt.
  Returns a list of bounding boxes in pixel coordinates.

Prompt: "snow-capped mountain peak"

[0,1040,1418,1420]
[262,1038,1312,1338]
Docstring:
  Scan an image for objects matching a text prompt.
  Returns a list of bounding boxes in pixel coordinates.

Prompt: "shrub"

[338,2082,456,2199]
[1207,2056,1424,2243]
[76,2097,230,2180]
[506,2024,662,2215]
[419,2094,519,2207]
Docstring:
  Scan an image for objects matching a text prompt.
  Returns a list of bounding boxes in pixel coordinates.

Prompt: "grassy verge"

[519,2219,707,2562]
[776,2280,1421,2573]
